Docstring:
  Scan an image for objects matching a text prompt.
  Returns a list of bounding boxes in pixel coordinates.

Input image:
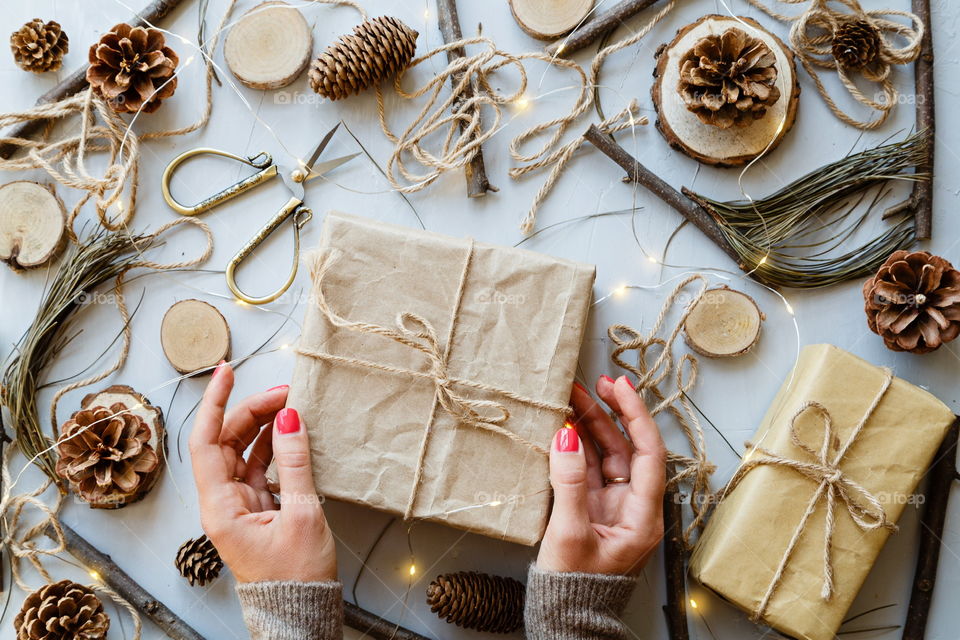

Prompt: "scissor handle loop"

[161,147,278,216]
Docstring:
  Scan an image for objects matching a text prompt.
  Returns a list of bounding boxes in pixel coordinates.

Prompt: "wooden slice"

[683,286,764,358]
[160,299,232,375]
[652,15,800,167]
[0,180,65,270]
[509,0,594,40]
[224,0,313,90]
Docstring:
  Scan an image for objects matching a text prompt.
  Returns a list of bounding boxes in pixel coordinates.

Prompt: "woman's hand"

[537,375,666,576]
[189,362,337,583]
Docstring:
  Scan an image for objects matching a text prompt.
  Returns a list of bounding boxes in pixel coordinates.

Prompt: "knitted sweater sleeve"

[236,580,343,640]
[524,565,637,640]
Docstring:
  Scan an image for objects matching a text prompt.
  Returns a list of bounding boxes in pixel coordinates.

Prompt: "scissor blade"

[304,122,341,172]
[304,153,360,182]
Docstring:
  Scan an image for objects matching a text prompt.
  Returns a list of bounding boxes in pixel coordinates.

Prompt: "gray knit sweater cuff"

[236,580,343,640]
[524,565,636,640]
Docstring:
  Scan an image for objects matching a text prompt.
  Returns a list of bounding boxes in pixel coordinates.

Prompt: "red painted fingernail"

[600,375,615,384]
[572,381,588,394]
[276,408,301,434]
[555,428,579,453]
[620,376,635,390]
[267,385,289,392]
[212,360,227,379]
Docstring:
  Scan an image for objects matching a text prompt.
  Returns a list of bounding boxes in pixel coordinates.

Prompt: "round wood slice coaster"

[224,0,313,90]
[509,0,594,40]
[683,286,764,358]
[652,15,800,167]
[0,180,65,270]
[161,299,232,374]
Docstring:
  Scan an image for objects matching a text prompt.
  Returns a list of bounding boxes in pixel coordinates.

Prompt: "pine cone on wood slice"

[14,580,110,640]
[863,250,960,354]
[426,571,525,634]
[10,19,69,73]
[832,19,881,69]
[678,27,780,129]
[175,535,223,587]
[309,16,418,101]
[86,23,179,114]
[55,385,166,509]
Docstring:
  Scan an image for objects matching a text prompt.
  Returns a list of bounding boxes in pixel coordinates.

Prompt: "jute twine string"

[744,0,922,129]
[722,370,895,621]
[607,275,716,548]
[297,247,572,520]
[376,0,676,233]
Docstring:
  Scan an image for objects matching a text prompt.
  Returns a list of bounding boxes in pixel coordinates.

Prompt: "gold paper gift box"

[690,343,955,640]
[268,212,596,545]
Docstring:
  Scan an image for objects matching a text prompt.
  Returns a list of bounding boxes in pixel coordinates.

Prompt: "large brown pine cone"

[86,23,179,114]
[14,580,110,640]
[832,19,881,69]
[678,28,780,129]
[426,571,524,634]
[863,250,960,354]
[10,19,68,73]
[309,16,418,101]
[175,535,223,587]
[55,400,161,508]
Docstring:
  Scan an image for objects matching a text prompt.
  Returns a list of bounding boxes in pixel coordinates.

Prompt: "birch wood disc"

[652,15,800,167]
[0,181,65,270]
[683,287,764,357]
[160,299,232,374]
[224,1,313,90]
[509,0,594,40]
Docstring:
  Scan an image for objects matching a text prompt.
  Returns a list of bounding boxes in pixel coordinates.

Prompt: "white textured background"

[0,0,958,638]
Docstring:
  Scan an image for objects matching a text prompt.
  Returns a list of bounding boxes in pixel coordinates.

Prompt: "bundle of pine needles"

[1,228,153,482]
[685,133,928,288]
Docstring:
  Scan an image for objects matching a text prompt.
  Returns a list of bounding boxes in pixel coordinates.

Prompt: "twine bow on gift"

[296,243,571,521]
[723,369,896,622]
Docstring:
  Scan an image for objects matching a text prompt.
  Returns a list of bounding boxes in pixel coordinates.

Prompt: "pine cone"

[426,571,524,634]
[309,16,418,100]
[832,19,881,69]
[175,535,223,587]
[10,19,68,73]
[14,580,110,640]
[863,250,960,354]
[86,23,179,114]
[55,393,162,509]
[678,28,780,129]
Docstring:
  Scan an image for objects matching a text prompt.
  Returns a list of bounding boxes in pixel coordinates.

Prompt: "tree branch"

[662,462,690,640]
[545,0,666,57]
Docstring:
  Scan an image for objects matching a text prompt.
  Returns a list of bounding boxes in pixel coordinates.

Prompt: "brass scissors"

[161,123,358,304]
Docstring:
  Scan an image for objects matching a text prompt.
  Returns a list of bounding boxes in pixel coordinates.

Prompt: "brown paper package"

[689,343,955,640]
[267,212,596,545]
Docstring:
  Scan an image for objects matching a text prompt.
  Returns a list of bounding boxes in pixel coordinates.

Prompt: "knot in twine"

[723,370,896,622]
[746,0,922,129]
[297,245,571,520]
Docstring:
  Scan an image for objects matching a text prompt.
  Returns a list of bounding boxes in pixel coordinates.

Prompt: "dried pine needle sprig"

[685,133,928,288]
[2,228,155,481]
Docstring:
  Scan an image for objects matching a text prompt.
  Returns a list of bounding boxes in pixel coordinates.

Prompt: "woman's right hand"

[536,375,666,576]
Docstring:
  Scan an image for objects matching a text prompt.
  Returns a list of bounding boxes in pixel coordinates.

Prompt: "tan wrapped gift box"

[267,212,596,545]
[690,343,956,640]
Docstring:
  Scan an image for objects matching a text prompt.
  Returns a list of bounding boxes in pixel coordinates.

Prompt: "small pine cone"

[10,19,69,73]
[86,23,179,114]
[176,535,223,587]
[863,250,960,354]
[832,19,881,69]
[426,571,525,634]
[14,580,110,640]
[309,16,418,101]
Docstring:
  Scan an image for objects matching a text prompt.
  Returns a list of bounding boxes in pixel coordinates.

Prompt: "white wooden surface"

[1,1,958,639]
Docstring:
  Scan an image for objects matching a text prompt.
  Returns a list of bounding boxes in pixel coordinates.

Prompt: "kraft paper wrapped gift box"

[690,343,956,640]
[268,212,596,545]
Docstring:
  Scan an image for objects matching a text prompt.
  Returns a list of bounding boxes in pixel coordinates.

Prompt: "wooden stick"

[662,462,690,640]
[435,0,496,198]
[902,417,959,640]
[583,124,743,267]
[911,0,934,240]
[545,0,666,57]
[0,0,190,160]
[344,601,430,640]
[45,522,205,640]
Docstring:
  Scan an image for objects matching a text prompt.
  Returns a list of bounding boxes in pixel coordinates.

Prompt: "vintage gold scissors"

[161,123,358,304]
